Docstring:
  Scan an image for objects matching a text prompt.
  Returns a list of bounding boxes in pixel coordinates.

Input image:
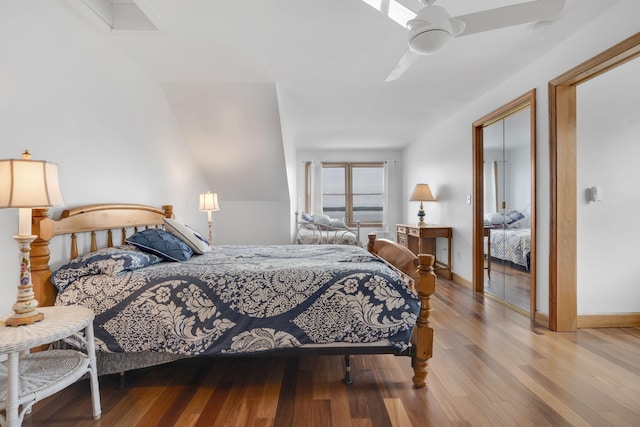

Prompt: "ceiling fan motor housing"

[408,5,465,55]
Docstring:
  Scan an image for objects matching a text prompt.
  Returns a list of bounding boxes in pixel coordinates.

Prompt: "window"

[306,162,384,227]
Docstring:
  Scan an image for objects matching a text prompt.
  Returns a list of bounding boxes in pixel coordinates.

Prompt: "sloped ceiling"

[92,0,621,148]
[163,83,288,201]
[65,0,623,201]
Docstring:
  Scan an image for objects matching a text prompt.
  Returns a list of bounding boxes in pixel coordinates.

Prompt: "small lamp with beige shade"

[0,150,64,326]
[199,191,220,246]
[409,183,435,227]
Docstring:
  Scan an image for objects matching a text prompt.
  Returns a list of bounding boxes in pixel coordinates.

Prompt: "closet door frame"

[472,89,537,319]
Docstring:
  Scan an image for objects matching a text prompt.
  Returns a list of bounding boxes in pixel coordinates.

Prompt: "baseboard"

[534,311,549,328]
[447,278,639,329]
[451,273,472,289]
[577,313,640,328]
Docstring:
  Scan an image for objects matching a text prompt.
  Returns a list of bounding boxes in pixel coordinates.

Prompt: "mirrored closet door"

[473,90,536,316]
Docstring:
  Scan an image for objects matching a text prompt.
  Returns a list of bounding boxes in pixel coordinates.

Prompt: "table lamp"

[0,150,64,326]
[199,191,220,246]
[409,183,435,226]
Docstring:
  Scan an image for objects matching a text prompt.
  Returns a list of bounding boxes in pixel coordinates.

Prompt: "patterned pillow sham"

[505,210,525,224]
[126,229,194,262]
[163,218,210,254]
[486,210,526,225]
[52,245,163,292]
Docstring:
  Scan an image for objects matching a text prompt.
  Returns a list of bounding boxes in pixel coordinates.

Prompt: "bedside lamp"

[409,183,435,226]
[0,150,64,326]
[199,191,219,246]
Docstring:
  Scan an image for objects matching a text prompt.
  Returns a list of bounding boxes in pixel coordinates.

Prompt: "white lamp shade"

[199,191,220,212]
[410,184,435,202]
[0,157,64,208]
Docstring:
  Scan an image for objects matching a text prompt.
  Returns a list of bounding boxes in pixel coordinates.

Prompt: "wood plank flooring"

[20,279,640,426]
[485,260,531,313]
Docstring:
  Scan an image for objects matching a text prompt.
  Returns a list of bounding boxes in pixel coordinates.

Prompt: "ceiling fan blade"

[385,49,419,82]
[455,0,566,37]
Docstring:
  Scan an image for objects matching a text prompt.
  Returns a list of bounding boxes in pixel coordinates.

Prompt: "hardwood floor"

[485,260,531,312]
[20,279,640,426]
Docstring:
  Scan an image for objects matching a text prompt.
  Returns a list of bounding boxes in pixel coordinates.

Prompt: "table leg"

[484,229,491,279]
[447,235,452,277]
[6,352,19,427]
[85,323,102,419]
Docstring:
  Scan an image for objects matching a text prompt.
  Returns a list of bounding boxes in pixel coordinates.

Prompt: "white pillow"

[313,213,331,227]
[163,218,210,254]
[487,212,505,225]
[330,218,347,229]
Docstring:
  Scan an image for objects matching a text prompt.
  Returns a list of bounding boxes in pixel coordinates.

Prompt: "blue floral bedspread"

[55,245,419,356]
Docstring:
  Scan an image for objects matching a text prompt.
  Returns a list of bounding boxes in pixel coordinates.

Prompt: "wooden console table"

[396,224,452,279]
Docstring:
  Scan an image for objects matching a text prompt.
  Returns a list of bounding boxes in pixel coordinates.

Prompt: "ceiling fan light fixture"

[382,0,565,81]
[406,4,464,55]
[409,29,451,54]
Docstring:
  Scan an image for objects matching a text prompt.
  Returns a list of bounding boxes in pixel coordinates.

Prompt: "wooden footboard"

[367,233,436,388]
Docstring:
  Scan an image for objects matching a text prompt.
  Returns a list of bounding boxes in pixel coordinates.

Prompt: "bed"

[30,204,436,389]
[484,209,531,270]
[293,211,361,246]
[487,227,531,270]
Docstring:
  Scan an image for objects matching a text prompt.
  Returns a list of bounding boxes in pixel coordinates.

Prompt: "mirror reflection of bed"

[482,105,532,313]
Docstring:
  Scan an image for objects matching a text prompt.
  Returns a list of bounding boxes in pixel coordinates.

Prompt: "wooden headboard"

[31,203,173,307]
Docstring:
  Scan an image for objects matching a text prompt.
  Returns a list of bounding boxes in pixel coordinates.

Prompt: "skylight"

[69,0,163,32]
[361,0,417,28]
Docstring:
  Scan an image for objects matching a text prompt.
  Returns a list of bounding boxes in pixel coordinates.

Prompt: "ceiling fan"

[367,0,566,81]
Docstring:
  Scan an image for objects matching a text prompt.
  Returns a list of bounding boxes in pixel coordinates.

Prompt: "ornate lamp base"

[5,235,44,327]
[5,310,44,327]
[207,220,214,247]
[417,201,427,227]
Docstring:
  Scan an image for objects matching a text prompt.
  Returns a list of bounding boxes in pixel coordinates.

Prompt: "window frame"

[306,161,384,228]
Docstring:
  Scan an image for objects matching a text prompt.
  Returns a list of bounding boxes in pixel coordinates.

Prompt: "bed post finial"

[367,233,376,252]
[162,205,174,219]
[412,253,436,388]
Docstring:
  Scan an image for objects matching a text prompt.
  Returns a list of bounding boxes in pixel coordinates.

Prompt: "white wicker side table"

[0,306,101,426]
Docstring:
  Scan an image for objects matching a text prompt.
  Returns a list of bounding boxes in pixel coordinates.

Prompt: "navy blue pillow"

[126,229,194,262]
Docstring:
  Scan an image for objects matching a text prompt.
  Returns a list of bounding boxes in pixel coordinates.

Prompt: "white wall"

[213,201,291,245]
[277,86,301,242]
[162,82,292,245]
[576,57,640,314]
[508,146,531,215]
[0,2,209,313]
[483,146,530,217]
[402,0,640,314]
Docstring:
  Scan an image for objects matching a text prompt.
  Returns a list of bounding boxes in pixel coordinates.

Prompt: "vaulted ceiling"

[73,0,621,150]
[66,0,622,201]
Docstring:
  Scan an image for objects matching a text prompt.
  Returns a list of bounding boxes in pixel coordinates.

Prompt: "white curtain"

[483,160,497,214]
[383,160,399,241]
[310,161,323,215]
